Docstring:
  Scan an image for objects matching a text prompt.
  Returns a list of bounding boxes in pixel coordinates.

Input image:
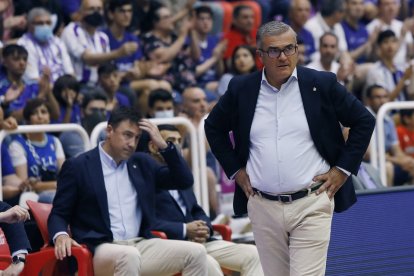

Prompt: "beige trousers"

[204,240,264,276]
[93,238,207,276]
[247,192,334,276]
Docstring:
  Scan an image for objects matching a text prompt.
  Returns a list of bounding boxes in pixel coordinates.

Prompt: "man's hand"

[0,205,30,224]
[186,220,209,243]
[235,168,254,198]
[120,42,138,57]
[139,119,168,150]
[313,167,348,199]
[54,234,81,260]
[0,262,24,276]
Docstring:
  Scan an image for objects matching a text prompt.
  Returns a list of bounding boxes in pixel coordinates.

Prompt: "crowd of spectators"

[1,1,414,258]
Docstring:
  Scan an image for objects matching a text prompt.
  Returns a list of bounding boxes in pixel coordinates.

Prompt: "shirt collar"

[99,141,124,169]
[261,67,298,89]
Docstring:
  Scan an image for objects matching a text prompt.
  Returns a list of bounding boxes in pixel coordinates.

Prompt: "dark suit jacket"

[48,145,193,253]
[205,67,375,215]
[153,188,213,240]
[0,201,31,254]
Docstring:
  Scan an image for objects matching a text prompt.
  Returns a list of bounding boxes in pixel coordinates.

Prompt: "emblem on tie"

[313,87,317,92]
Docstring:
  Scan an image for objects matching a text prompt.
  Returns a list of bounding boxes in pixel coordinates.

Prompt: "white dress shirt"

[246,69,330,194]
[99,142,142,241]
[168,190,187,238]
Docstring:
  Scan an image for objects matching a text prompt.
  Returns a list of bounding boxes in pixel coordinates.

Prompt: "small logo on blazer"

[133,164,137,169]
[313,87,317,92]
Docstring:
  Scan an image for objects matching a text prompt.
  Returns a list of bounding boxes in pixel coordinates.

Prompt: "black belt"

[253,182,324,203]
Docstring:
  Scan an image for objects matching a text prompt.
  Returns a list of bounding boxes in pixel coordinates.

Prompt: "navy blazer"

[0,201,31,254]
[205,67,376,216]
[48,145,193,253]
[153,188,213,240]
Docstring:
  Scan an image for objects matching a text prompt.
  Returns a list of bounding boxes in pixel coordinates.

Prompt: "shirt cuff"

[53,232,69,244]
[336,166,351,176]
[11,250,28,258]
[183,223,187,239]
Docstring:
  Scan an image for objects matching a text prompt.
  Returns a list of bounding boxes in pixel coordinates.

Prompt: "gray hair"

[27,7,51,25]
[256,21,297,48]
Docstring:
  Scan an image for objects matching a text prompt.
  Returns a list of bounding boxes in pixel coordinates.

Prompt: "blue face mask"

[34,25,53,42]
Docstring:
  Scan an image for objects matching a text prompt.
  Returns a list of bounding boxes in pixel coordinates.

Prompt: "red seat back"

[26,200,52,248]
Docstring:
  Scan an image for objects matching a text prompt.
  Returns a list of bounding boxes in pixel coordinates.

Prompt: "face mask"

[83,11,104,27]
[154,110,174,118]
[34,25,53,42]
[82,110,107,134]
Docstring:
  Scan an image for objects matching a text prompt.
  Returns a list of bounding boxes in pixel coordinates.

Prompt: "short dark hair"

[23,98,50,122]
[81,90,108,110]
[320,0,344,17]
[158,124,179,132]
[377,30,396,45]
[233,5,252,18]
[148,89,173,108]
[108,106,142,129]
[366,84,385,99]
[194,5,213,17]
[400,109,414,126]
[98,63,117,76]
[106,0,132,12]
[53,74,80,106]
[2,44,28,59]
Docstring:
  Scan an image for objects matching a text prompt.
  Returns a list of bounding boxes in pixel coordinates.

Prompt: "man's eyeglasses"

[258,44,298,59]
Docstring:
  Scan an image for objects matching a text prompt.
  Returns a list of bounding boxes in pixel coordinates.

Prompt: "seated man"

[48,107,207,275]
[148,124,263,276]
[0,202,31,275]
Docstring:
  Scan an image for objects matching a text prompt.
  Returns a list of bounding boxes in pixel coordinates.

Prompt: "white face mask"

[154,110,174,118]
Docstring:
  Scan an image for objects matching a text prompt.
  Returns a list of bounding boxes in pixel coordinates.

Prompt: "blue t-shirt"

[0,78,39,112]
[53,104,81,124]
[196,34,221,85]
[1,143,14,176]
[103,28,143,72]
[116,92,131,107]
[341,20,369,63]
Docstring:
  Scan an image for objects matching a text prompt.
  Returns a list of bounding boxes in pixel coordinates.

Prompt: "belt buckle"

[278,194,293,203]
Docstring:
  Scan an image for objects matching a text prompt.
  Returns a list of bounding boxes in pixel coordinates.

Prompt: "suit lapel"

[297,66,321,145]
[127,159,146,213]
[86,148,111,231]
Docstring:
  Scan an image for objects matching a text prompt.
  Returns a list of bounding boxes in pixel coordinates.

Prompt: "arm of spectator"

[195,40,227,77]
[170,0,196,25]
[38,67,60,120]
[388,65,412,101]
[349,27,379,61]
[0,205,30,224]
[149,20,191,63]
[81,42,138,66]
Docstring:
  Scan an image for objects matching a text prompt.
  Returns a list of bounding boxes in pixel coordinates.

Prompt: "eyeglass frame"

[257,44,298,59]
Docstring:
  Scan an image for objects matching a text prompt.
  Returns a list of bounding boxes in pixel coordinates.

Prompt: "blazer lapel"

[127,160,147,213]
[86,148,111,231]
[297,66,321,145]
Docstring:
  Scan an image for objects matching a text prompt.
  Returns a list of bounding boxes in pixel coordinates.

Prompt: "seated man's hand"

[186,220,210,243]
[0,262,25,276]
[54,234,81,260]
[0,205,30,224]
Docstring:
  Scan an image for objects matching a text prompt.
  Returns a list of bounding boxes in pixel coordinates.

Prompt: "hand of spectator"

[120,42,139,57]
[38,67,52,98]
[139,119,168,150]
[54,234,81,261]
[212,40,228,60]
[0,205,30,224]
[4,84,24,104]
[3,15,27,30]
[186,220,209,243]
[235,168,254,198]
[185,0,197,10]
[63,89,76,107]
[0,116,18,130]
[314,167,348,199]
[179,18,192,37]
[402,65,413,81]
[0,262,25,276]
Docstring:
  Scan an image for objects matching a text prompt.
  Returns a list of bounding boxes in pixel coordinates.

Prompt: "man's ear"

[148,140,158,154]
[106,124,113,138]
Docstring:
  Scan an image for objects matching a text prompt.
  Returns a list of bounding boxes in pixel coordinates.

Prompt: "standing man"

[205,21,375,275]
[48,107,207,275]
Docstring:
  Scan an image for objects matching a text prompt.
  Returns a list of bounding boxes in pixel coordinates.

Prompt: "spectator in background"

[0,0,27,41]
[217,45,257,96]
[0,44,60,122]
[147,89,175,119]
[61,0,138,86]
[365,84,414,186]
[193,6,227,95]
[52,74,81,124]
[8,99,65,203]
[98,63,132,113]
[288,0,315,64]
[17,7,74,83]
[222,5,256,65]
[305,0,348,55]
[150,124,264,276]
[366,0,413,68]
[0,202,31,275]
[365,30,413,102]
[59,0,82,24]
[397,109,414,158]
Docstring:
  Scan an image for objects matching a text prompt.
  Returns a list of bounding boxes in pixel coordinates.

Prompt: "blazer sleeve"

[152,219,186,240]
[0,202,31,253]
[204,78,243,178]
